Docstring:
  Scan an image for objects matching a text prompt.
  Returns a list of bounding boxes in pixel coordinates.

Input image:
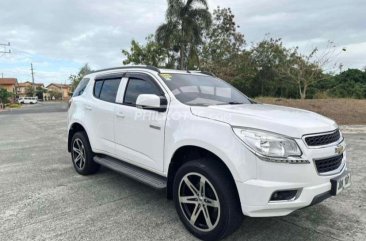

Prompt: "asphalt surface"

[0,103,365,241]
[0,102,68,115]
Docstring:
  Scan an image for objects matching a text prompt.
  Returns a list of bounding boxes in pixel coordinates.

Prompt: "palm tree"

[156,0,212,70]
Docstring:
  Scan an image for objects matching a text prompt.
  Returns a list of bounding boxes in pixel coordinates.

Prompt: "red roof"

[0,78,18,85]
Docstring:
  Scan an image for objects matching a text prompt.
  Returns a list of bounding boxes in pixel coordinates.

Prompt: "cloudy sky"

[0,0,365,84]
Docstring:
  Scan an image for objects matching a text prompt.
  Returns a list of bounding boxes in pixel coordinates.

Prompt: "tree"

[250,37,291,97]
[48,90,62,100]
[122,34,169,67]
[0,88,13,104]
[156,0,212,70]
[278,41,344,99]
[201,7,246,81]
[35,86,47,100]
[327,69,366,98]
[25,85,35,97]
[70,64,93,92]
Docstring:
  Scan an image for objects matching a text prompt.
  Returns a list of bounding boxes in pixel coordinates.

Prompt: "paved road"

[0,102,68,115]
[0,105,365,241]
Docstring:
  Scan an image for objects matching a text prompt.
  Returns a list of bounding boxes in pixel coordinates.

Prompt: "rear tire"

[71,131,100,175]
[173,158,243,241]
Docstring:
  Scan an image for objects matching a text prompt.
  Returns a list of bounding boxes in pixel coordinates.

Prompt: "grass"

[5,103,22,109]
[255,98,366,125]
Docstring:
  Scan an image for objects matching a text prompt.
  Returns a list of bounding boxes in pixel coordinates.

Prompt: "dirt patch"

[256,98,366,125]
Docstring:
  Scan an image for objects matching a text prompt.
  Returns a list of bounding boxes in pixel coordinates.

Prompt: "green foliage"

[122,35,169,67]
[201,7,246,81]
[121,3,362,99]
[48,90,62,100]
[0,88,13,104]
[35,86,47,100]
[25,85,35,97]
[6,103,21,108]
[155,0,212,69]
[70,64,93,92]
[326,69,366,98]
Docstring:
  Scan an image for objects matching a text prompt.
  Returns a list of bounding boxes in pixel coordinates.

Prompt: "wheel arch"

[68,122,89,152]
[166,145,239,201]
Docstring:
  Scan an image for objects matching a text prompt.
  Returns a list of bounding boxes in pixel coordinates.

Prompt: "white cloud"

[0,0,365,83]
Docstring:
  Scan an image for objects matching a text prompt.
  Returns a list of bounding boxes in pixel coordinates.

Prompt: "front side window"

[95,78,121,103]
[159,73,252,106]
[123,78,162,106]
[73,78,90,97]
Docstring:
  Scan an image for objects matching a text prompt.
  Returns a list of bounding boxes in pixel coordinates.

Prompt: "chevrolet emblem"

[335,145,345,155]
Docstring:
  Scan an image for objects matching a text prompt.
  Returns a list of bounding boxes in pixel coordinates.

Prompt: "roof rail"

[92,65,161,74]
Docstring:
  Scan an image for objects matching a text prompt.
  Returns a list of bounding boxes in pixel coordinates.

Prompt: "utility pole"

[31,63,35,97]
[0,42,11,80]
[0,42,11,54]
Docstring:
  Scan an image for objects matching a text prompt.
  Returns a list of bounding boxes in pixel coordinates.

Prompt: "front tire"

[71,131,100,175]
[173,158,243,241]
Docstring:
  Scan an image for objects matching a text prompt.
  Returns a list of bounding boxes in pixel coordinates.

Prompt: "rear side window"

[94,80,103,97]
[73,78,90,97]
[94,78,121,103]
[123,78,161,106]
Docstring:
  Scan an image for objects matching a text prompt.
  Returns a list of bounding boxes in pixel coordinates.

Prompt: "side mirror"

[136,94,167,112]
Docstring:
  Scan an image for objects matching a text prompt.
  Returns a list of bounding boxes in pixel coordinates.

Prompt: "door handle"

[85,105,92,111]
[116,112,125,119]
[149,125,161,130]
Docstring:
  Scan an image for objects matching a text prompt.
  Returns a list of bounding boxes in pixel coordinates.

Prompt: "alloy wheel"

[178,172,220,232]
[72,138,86,169]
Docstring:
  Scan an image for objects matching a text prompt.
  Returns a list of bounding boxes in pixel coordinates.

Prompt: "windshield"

[159,73,252,106]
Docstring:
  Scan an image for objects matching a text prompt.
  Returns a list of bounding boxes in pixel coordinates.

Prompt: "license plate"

[331,171,351,195]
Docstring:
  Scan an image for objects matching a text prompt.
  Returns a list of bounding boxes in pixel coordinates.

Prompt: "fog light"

[270,190,299,202]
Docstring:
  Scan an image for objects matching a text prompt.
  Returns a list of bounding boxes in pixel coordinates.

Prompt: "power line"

[0,42,11,54]
[0,42,11,78]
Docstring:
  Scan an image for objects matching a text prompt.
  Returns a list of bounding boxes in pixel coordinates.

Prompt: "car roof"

[86,65,214,78]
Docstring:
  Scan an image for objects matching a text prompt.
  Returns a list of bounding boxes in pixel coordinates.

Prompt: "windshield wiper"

[216,102,244,105]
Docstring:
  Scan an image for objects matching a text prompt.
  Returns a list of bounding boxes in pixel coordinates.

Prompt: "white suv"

[67,66,351,240]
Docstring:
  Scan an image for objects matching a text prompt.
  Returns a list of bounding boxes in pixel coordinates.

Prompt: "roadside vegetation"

[0,88,13,104]
[5,103,21,108]
[68,0,365,120]
[121,1,366,100]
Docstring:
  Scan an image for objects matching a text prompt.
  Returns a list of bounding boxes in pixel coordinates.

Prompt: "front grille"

[315,154,343,173]
[305,130,341,146]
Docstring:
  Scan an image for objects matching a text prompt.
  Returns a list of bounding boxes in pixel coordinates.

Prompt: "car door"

[85,75,122,155]
[114,73,168,172]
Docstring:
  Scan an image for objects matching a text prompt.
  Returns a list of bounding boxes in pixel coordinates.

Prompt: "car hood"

[190,104,338,138]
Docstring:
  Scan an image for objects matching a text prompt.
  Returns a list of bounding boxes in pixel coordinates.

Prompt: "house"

[17,81,45,97]
[0,78,18,94]
[46,83,71,100]
[0,78,18,103]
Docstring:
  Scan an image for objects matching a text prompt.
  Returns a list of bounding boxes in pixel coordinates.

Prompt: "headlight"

[233,128,302,158]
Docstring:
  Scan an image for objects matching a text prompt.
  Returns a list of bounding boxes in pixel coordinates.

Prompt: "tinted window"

[73,78,90,97]
[99,78,121,102]
[94,80,103,97]
[124,78,161,106]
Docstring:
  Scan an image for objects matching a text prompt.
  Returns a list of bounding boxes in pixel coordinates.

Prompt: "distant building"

[0,78,18,103]
[0,78,18,94]
[46,83,71,100]
[17,81,45,97]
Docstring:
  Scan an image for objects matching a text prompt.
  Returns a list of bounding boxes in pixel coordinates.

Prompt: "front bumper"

[236,139,348,217]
